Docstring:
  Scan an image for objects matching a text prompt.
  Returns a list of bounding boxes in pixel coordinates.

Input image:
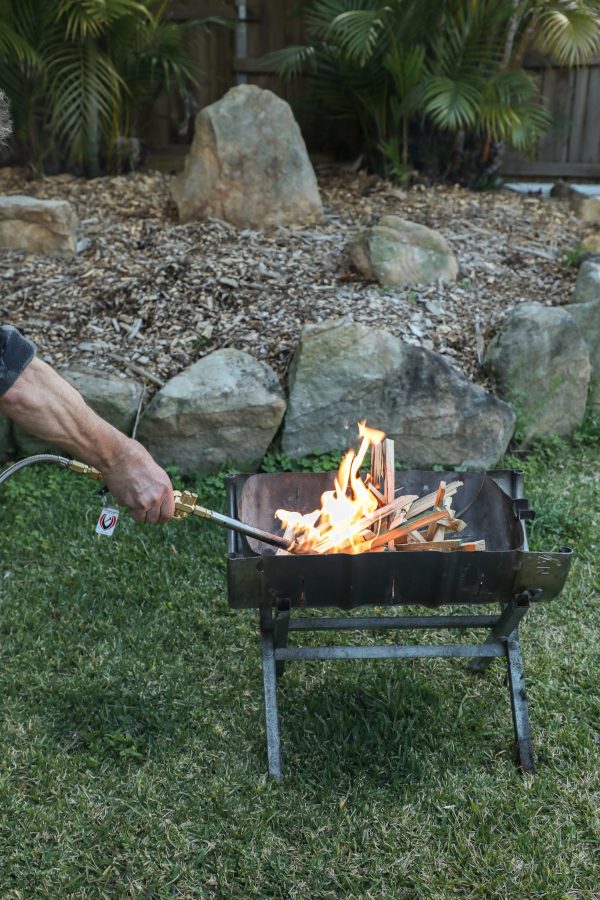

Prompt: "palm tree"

[0,0,222,176]
[269,0,600,180]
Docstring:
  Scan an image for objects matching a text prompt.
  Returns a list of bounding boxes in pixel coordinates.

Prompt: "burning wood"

[276,423,486,555]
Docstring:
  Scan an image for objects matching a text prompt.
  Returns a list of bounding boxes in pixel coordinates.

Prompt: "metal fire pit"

[226,470,572,780]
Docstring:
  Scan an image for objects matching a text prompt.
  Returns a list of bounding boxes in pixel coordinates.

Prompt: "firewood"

[368,482,386,504]
[395,539,462,552]
[458,540,486,551]
[368,508,447,551]
[406,481,463,518]
[382,438,395,548]
[370,442,383,488]
[407,530,427,543]
[432,524,447,542]
[425,482,446,540]
[302,494,420,555]
[437,516,467,533]
[276,521,297,555]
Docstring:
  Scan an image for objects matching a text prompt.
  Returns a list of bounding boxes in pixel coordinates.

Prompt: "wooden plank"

[233,57,278,74]
[536,67,558,161]
[568,67,590,162]
[369,509,448,551]
[581,66,600,163]
[394,540,462,552]
[553,67,575,163]
[500,160,600,176]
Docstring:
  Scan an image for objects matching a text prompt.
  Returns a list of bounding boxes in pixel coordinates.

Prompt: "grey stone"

[572,259,600,304]
[485,302,591,442]
[14,365,143,455]
[137,349,286,474]
[564,298,600,406]
[172,85,323,229]
[282,320,515,467]
[0,196,78,255]
[348,215,458,287]
[570,191,600,225]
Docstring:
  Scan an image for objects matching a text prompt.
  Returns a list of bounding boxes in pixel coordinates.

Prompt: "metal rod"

[506,633,536,774]
[469,594,531,673]
[193,506,290,550]
[259,609,283,781]
[288,615,499,632]
[274,643,505,661]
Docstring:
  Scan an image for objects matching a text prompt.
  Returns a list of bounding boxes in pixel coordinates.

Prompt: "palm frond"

[423,76,482,131]
[264,45,318,79]
[535,6,600,65]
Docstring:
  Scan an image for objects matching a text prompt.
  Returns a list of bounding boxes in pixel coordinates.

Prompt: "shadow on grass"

[244,661,511,785]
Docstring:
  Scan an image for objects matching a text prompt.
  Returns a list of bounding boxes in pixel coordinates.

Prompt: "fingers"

[129,486,175,525]
[158,488,175,523]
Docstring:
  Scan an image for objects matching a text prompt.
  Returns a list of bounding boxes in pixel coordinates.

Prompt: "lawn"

[0,423,598,897]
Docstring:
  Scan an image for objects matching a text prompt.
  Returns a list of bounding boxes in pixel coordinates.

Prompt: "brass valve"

[68,460,103,480]
[173,489,199,518]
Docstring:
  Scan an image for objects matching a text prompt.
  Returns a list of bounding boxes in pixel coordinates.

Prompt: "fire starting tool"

[0,454,289,549]
[173,489,290,550]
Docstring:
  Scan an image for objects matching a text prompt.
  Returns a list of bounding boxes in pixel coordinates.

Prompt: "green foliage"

[561,242,585,267]
[0,0,224,175]
[270,0,600,182]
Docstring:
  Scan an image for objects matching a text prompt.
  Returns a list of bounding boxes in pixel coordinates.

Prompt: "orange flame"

[276,421,386,554]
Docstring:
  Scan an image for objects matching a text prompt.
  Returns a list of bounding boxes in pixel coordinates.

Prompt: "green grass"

[0,423,599,897]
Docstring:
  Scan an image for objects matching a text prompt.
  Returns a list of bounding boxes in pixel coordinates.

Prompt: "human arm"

[0,352,174,524]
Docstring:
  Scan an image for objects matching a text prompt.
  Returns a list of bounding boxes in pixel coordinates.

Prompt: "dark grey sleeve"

[0,326,36,397]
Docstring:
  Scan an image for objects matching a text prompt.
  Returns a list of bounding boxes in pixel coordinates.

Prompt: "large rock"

[0,196,78,255]
[14,366,144,454]
[572,259,600,304]
[172,85,323,229]
[581,234,600,254]
[564,299,600,406]
[569,191,600,225]
[282,320,514,467]
[137,349,286,473]
[348,215,458,287]
[485,302,591,442]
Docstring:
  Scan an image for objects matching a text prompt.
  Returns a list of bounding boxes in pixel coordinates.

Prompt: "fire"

[276,421,386,554]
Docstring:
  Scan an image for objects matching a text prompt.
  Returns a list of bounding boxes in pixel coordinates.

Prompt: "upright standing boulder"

[14,366,144,454]
[485,302,591,442]
[563,299,600,406]
[572,259,600,304]
[172,85,323,228]
[348,216,458,287]
[0,196,78,255]
[137,349,286,474]
[282,320,514,467]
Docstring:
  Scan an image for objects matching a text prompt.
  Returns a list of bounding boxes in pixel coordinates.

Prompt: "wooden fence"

[502,55,600,177]
[149,1,600,179]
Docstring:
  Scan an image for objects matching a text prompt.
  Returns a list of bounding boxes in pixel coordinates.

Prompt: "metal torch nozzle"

[173,490,291,550]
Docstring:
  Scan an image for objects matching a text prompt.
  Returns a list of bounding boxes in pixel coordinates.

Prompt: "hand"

[102,438,175,524]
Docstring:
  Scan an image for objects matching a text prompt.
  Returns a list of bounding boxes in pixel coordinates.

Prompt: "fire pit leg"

[506,631,536,774]
[468,594,531,674]
[273,600,291,679]
[259,608,283,781]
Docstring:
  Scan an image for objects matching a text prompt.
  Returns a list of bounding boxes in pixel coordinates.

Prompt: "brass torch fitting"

[68,460,103,480]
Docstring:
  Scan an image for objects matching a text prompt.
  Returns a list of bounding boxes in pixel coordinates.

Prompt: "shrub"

[0,0,223,176]
[269,0,600,184]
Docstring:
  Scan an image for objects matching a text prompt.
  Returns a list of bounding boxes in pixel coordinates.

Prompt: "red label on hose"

[96,507,119,536]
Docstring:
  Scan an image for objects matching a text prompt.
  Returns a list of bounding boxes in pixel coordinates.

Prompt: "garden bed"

[0,167,582,391]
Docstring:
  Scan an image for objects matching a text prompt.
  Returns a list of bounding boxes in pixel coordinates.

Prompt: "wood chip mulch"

[0,166,584,395]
